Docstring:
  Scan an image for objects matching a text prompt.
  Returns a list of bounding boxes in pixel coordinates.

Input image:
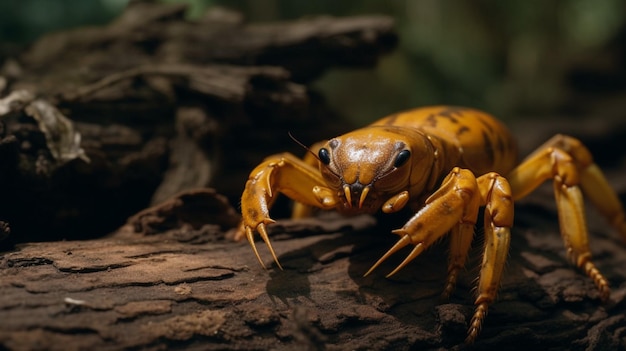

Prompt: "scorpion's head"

[315,127,434,214]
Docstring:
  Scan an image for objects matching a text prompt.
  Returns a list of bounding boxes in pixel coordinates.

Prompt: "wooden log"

[1,181,625,350]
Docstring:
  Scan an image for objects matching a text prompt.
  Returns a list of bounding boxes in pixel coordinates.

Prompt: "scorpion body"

[237,106,626,343]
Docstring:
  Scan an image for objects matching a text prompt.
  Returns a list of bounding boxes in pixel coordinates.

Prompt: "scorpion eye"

[394,150,411,167]
[318,148,331,165]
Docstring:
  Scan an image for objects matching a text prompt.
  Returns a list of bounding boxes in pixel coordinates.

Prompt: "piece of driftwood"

[0,1,396,244]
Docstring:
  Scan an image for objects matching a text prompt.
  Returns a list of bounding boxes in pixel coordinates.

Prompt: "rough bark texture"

[1,171,626,350]
[2,2,626,351]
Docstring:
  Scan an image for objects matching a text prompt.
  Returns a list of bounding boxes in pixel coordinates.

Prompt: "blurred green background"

[1,0,625,124]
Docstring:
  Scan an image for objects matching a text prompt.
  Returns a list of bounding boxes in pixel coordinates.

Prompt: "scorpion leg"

[237,152,333,269]
[466,172,513,344]
[506,134,624,300]
[441,222,474,301]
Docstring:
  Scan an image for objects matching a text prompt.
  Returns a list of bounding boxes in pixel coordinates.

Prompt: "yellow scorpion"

[236,106,626,343]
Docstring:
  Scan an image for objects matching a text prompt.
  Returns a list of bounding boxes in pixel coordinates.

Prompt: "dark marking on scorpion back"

[437,106,471,122]
[384,114,399,126]
[456,125,470,136]
[482,130,495,166]
[426,106,471,127]
[437,112,459,124]
[376,125,406,134]
[476,114,495,134]
[426,113,438,127]
[495,134,506,154]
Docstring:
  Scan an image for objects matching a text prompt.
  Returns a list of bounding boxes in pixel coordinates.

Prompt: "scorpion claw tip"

[274,258,284,270]
[257,222,283,270]
[364,234,414,277]
[363,264,378,277]
[386,242,425,278]
[244,227,264,268]
[248,239,267,270]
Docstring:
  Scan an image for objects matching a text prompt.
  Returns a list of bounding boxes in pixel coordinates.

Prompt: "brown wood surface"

[1,178,626,350]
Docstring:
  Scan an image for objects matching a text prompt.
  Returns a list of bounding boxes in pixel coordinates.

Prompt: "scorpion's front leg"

[364,168,514,344]
[237,152,334,269]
